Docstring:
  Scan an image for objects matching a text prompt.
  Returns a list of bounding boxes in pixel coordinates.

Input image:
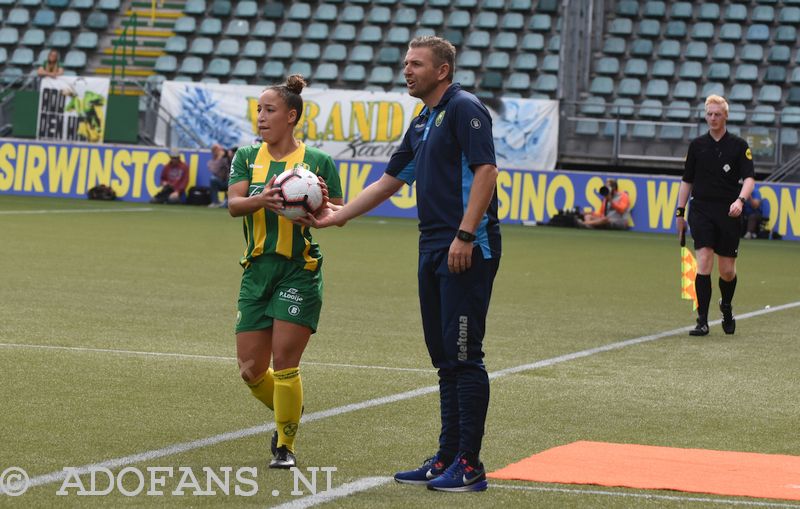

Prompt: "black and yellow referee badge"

[745,148,753,160]
[435,110,446,127]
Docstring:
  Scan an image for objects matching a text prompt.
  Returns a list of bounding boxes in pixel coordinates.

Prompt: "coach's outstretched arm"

[301,173,405,228]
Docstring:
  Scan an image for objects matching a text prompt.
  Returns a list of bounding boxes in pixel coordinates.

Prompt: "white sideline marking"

[13,300,800,494]
[0,208,154,215]
[0,343,433,373]
[492,484,800,508]
[270,477,392,509]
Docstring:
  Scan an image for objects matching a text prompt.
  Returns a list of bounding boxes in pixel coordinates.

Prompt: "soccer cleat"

[427,454,488,492]
[394,454,448,485]
[720,300,735,334]
[689,316,709,336]
[269,445,296,469]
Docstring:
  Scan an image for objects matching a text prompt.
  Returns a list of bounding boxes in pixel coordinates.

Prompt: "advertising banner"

[37,76,110,143]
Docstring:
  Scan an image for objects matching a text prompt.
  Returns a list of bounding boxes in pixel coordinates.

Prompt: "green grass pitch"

[1,195,799,508]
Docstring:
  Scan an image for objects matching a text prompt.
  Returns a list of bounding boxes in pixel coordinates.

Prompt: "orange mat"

[488,441,800,501]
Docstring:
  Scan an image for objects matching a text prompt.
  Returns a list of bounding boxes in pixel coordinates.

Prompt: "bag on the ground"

[87,184,116,201]
[186,186,212,206]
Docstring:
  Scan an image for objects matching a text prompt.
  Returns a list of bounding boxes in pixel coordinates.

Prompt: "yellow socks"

[273,367,303,452]
[247,368,274,411]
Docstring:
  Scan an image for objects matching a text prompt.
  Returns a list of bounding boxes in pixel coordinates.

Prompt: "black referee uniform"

[682,130,754,334]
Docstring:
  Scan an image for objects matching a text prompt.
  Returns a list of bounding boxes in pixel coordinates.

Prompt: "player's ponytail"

[268,75,306,125]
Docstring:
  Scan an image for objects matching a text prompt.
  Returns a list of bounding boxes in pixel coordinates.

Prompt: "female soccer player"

[227,75,343,468]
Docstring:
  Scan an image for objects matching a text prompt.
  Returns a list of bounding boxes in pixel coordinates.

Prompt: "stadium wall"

[1,138,798,241]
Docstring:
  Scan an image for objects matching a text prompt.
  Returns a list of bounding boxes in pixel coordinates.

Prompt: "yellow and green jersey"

[229,141,342,271]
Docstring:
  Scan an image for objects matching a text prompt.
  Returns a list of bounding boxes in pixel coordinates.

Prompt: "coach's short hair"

[409,36,455,81]
[705,95,729,115]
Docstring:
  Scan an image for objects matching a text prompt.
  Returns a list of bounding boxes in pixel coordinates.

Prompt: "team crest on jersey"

[723,164,731,172]
[435,110,446,127]
[470,118,481,129]
[745,148,753,160]
[293,162,310,172]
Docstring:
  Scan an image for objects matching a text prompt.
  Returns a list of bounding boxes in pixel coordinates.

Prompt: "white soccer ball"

[272,166,323,220]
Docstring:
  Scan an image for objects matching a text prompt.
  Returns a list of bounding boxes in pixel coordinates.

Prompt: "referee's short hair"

[705,95,729,115]
[409,36,455,82]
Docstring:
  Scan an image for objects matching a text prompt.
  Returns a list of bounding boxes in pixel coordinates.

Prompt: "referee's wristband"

[675,207,686,218]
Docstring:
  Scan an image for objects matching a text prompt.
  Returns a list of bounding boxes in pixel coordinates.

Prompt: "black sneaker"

[719,300,735,334]
[269,446,296,469]
[689,316,709,336]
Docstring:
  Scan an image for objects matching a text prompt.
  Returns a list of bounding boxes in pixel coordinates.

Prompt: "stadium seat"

[179,56,203,74]
[779,6,800,23]
[483,51,507,70]
[332,24,356,42]
[617,78,641,97]
[623,58,647,77]
[215,39,238,57]
[457,49,481,69]
[269,42,292,59]
[603,37,625,56]
[719,23,742,41]
[644,80,669,97]
[665,100,692,120]
[758,85,783,104]
[698,3,720,20]
[261,60,285,80]
[780,128,798,146]
[580,96,606,116]
[685,42,708,60]
[387,27,410,45]
[32,9,56,27]
[85,12,107,29]
[537,0,557,13]
[233,0,256,17]
[368,6,391,24]
[596,57,619,76]
[0,47,8,65]
[287,2,310,20]
[616,0,638,16]
[603,121,627,138]
[10,47,34,66]
[313,63,337,82]
[243,40,266,58]
[226,20,250,37]
[494,32,517,50]
[232,59,256,78]
[659,125,684,140]
[589,76,614,96]
[639,99,663,119]
[474,11,497,29]
[651,59,674,78]
[22,28,46,47]
[679,61,702,80]
[481,0,504,9]
[173,17,196,34]
[7,7,29,25]
[358,26,382,43]
[775,25,796,43]
[729,83,753,102]
[751,105,776,124]
[154,55,176,73]
[768,46,791,64]
[365,66,392,85]
[608,18,633,36]
[740,44,764,63]
[746,24,770,42]
[611,97,635,117]
[725,4,747,21]
[63,50,86,69]
[322,44,346,62]
[708,63,731,81]
[521,33,544,51]
[502,13,524,30]
[632,124,656,139]
[657,40,680,58]
[278,22,303,40]
[420,8,443,26]
[541,54,558,72]
[74,32,99,50]
[253,21,276,37]
[343,64,366,82]
[575,120,600,136]
[513,53,536,71]
[735,64,759,83]
[638,19,660,38]
[183,0,204,14]
[349,45,373,63]
[45,30,70,48]
[294,42,318,61]
[664,20,686,38]
[673,81,697,100]
[211,0,230,16]
[727,103,746,123]
[529,14,551,32]
[390,7,415,25]
[206,58,230,77]
[781,107,800,126]
[466,31,490,48]
[97,0,118,9]
[304,23,328,41]
[0,27,18,46]
[629,39,653,57]
[508,0,530,10]
[670,2,693,19]
[691,22,714,40]
[533,74,557,93]
[764,66,786,84]
[341,5,364,23]
[164,36,186,54]
[287,61,312,78]
[262,3,283,19]
[712,43,735,62]
[45,0,68,6]
[189,37,213,55]
[752,5,774,22]
[377,46,400,65]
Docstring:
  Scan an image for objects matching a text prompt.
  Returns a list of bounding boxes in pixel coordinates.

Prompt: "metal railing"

[110,14,138,95]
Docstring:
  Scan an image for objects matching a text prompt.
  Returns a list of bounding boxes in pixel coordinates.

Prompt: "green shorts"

[236,254,323,334]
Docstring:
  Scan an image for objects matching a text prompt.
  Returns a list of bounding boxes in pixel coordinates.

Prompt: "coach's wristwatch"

[456,230,477,242]
[675,207,685,218]
[738,196,747,205]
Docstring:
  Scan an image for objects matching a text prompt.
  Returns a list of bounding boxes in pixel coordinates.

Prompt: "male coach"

[676,95,755,336]
[302,36,500,492]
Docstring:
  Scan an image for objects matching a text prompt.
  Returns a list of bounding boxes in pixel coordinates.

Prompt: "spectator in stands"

[37,49,64,78]
[150,148,189,204]
[742,191,764,239]
[207,143,230,208]
[579,178,631,229]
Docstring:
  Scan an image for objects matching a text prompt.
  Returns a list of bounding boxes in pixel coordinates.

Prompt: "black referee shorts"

[688,199,743,258]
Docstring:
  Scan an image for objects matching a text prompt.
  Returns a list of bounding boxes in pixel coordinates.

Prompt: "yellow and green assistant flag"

[680,247,698,310]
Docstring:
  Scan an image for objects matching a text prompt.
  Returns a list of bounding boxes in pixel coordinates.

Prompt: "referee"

[676,95,755,336]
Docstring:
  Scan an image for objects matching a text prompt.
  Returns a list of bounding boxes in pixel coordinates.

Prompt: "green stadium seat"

[288,61,312,78]
[507,72,531,91]
[341,5,364,23]
[343,64,366,82]
[508,0,530,10]
[453,70,475,88]
[22,28,45,46]
[727,103,746,123]
[729,83,753,102]
[296,43,319,61]
[235,0,256,17]
[200,77,219,84]
[214,39,239,57]
[226,20,250,37]
[261,60,285,79]
[603,121,627,138]
[97,0,118,9]
[305,23,328,41]
[580,96,606,116]
[780,128,798,146]
[664,20,686,38]
[665,100,692,120]
[63,49,86,69]
[708,63,731,81]
[673,81,697,99]
[466,31,490,48]
[287,2,310,20]
[740,44,764,63]
[494,32,517,50]
[700,82,724,99]
[428,0,450,6]
[670,2,693,19]
[603,37,625,56]
[537,0,557,13]
[368,66,393,85]
[691,22,714,40]
[775,25,796,43]
[768,45,791,64]
[32,9,56,26]
[232,59,256,78]
[481,0,504,9]
[685,42,708,60]
[243,40,266,58]
[199,18,222,35]
[269,42,292,59]
[86,12,107,29]
[590,76,613,95]
[751,105,775,125]
[529,14,551,32]
[752,5,774,22]
[657,40,680,58]
[173,17,196,34]
[189,37,213,55]
[278,21,303,40]
[314,63,337,82]
[679,61,702,79]
[164,36,186,53]
[643,1,665,18]
[10,47,34,66]
[548,35,561,52]
[513,53,536,71]
[608,18,632,35]
[712,43,735,62]
[332,24,356,42]
[779,7,800,23]
[7,7,29,25]
[74,31,97,50]
[764,66,786,84]
[746,24,770,42]
[442,29,464,46]
[184,0,204,14]
[262,2,283,19]
[639,99,663,118]
[179,56,203,74]
[46,0,68,6]
[735,64,759,82]
[623,58,647,77]
[638,19,660,38]
[725,4,747,21]
[387,27,410,45]
[616,0,638,16]
[457,50,481,69]
[533,74,557,92]
[420,9,444,26]
[359,26,382,43]
[349,45,373,63]
[612,97,635,117]
[719,23,742,41]
[0,27,18,45]
[781,107,800,126]
[211,0,230,16]
[0,47,8,65]
[630,39,653,57]
[758,85,783,104]
[651,60,674,78]
[1,66,24,84]
[617,78,641,97]
[206,58,230,76]
[368,6,391,24]
[698,3,719,20]
[596,57,619,76]
[471,11,495,29]
[57,10,81,28]
[377,46,400,65]
[393,7,416,25]
[253,21,275,37]
[542,54,559,73]
[632,124,656,139]
[659,125,684,140]
[521,33,544,51]
[645,79,669,98]
[322,44,346,62]
[502,13,524,30]
[46,30,70,48]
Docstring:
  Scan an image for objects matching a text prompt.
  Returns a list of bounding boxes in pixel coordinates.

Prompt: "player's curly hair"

[268,74,307,125]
